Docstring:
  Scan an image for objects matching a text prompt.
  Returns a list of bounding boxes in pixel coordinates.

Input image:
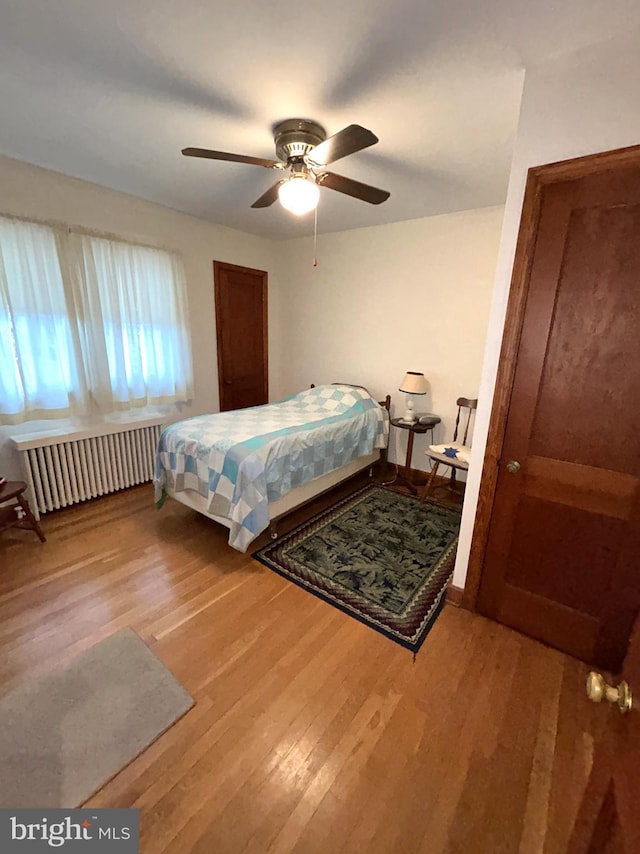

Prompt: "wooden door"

[214,261,268,411]
[476,150,640,672]
[570,613,640,852]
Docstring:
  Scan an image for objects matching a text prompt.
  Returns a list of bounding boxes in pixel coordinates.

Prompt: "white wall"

[0,155,276,480]
[453,32,640,588]
[271,207,504,470]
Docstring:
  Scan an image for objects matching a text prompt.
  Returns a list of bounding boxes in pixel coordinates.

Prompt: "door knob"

[506,460,521,474]
[224,379,233,386]
[586,671,633,714]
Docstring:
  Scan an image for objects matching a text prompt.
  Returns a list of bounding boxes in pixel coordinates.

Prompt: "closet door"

[214,261,268,411]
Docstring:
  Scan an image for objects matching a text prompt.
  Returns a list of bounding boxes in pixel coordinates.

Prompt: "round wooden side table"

[390,416,441,494]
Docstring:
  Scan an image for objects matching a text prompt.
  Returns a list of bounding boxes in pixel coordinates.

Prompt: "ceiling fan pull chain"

[313,204,318,267]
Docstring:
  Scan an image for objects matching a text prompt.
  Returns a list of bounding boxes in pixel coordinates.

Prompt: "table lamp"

[398,371,428,422]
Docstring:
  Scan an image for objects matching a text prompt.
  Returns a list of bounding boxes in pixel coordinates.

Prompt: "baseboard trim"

[446,585,464,607]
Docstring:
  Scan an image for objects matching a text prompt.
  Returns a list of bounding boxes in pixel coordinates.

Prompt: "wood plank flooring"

[0,482,602,853]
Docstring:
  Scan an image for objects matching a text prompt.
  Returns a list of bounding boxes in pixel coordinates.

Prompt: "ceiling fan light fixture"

[184,120,389,213]
[278,176,320,215]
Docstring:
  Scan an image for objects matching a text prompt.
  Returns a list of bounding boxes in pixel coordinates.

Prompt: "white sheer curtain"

[66,233,193,412]
[0,219,84,424]
[0,216,193,425]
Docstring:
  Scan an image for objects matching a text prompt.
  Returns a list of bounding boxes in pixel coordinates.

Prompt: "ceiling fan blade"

[182,147,282,169]
[318,172,390,205]
[251,180,285,208]
[306,125,378,167]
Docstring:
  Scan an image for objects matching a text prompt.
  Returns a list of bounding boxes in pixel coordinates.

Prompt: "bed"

[154,383,390,551]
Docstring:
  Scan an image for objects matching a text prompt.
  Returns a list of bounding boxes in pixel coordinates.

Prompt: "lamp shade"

[278,176,320,215]
[398,371,428,395]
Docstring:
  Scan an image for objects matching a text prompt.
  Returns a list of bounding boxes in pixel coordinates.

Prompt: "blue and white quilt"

[154,384,389,552]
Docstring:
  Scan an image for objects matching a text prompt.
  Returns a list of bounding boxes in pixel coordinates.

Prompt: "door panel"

[505,495,622,615]
[478,160,640,671]
[214,261,268,411]
[529,203,640,472]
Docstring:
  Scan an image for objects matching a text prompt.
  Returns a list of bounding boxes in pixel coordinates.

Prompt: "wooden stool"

[0,481,46,542]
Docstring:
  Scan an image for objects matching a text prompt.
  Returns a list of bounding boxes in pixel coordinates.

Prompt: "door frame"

[463,143,640,612]
[213,260,268,411]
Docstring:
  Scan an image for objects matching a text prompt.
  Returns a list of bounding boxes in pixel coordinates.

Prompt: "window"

[0,216,193,425]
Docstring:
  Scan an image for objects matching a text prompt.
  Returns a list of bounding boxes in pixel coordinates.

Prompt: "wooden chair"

[0,480,46,542]
[421,398,478,500]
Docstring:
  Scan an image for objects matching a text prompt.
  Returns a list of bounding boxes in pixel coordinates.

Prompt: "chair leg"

[16,494,46,542]
[421,461,440,501]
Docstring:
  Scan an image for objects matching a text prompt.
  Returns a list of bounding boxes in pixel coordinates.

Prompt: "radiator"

[13,421,163,519]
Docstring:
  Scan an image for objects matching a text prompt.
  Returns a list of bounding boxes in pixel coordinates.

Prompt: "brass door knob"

[506,460,521,474]
[586,671,633,714]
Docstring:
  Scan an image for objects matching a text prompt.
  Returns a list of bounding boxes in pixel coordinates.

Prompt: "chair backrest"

[453,397,478,446]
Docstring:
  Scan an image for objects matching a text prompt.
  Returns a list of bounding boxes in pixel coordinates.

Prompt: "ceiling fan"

[182,119,390,215]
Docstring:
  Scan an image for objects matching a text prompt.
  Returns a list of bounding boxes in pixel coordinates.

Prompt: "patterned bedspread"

[154,384,389,551]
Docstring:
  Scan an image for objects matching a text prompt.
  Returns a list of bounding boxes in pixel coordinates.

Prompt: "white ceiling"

[1,0,639,240]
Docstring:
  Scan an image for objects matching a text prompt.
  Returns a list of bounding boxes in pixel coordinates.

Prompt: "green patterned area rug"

[253,485,461,651]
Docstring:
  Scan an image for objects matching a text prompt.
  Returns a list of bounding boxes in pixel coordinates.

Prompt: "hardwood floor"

[0,482,602,853]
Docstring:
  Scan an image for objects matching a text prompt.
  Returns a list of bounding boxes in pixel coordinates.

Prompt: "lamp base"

[400,395,417,423]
